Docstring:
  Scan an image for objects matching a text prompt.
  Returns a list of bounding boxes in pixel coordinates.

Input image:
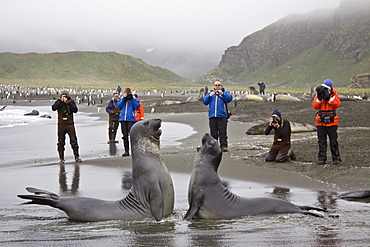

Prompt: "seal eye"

[143,121,149,126]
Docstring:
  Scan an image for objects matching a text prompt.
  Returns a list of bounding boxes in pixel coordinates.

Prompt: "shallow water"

[0,105,195,166]
[1,106,370,246]
[1,162,370,246]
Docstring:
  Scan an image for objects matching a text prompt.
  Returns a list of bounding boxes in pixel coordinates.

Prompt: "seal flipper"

[149,183,164,221]
[184,189,205,220]
[18,187,60,207]
[298,206,327,212]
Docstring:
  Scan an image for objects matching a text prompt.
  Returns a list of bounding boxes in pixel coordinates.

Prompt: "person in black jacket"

[264,109,295,162]
[52,91,82,164]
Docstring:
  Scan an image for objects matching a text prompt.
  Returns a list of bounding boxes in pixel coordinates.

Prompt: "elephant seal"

[18,118,175,222]
[337,190,370,202]
[246,121,316,135]
[184,133,326,220]
[24,109,39,116]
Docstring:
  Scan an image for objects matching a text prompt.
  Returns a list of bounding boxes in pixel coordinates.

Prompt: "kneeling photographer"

[265,109,295,163]
[312,79,342,165]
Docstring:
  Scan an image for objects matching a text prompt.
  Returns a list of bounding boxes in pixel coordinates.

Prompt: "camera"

[63,95,71,100]
[316,85,331,100]
[272,116,279,124]
[125,93,133,101]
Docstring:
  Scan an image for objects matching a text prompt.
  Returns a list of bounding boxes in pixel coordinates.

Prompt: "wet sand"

[2,93,370,246]
[3,92,369,191]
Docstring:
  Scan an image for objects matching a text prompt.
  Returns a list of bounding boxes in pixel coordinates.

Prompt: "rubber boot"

[122,137,130,156]
[58,151,65,164]
[73,148,82,163]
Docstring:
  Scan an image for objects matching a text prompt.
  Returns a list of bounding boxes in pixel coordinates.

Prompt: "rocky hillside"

[201,0,370,88]
[0,51,184,89]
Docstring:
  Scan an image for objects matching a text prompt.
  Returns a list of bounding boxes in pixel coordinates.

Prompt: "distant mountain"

[200,0,370,88]
[0,51,184,89]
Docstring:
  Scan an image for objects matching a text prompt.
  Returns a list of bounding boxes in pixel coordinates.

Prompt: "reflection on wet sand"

[59,164,80,196]
[109,142,117,156]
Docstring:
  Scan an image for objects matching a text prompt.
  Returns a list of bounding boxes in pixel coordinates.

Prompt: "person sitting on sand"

[265,109,295,162]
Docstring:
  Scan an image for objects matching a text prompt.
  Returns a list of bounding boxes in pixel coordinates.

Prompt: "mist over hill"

[200,0,370,88]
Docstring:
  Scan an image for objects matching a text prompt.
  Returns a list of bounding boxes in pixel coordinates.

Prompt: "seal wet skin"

[184,133,327,220]
[337,190,370,202]
[18,118,175,222]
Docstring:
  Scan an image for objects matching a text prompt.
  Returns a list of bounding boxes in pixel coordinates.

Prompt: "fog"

[0,0,341,77]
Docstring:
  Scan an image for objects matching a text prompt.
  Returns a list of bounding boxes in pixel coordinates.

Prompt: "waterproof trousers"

[120,121,135,153]
[209,117,228,148]
[317,125,340,162]
[57,123,79,152]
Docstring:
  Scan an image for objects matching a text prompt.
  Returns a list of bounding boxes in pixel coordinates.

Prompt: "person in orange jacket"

[312,79,342,165]
[134,94,144,121]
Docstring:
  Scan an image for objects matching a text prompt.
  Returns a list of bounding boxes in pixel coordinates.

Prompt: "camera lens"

[66,96,71,100]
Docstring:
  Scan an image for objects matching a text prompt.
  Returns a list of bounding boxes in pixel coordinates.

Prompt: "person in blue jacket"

[202,80,233,152]
[117,88,140,156]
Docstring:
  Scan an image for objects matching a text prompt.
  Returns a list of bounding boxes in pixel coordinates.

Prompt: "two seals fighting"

[18,119,174,222]
[184,133,326,220]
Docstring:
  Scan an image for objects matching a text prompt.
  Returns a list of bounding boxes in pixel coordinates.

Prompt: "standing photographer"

[105,92,121,144]
[202,80,233,152]
[117,88,140,156]
[312,79,341,165]
[52,91,82,164]
[265,109,295,162]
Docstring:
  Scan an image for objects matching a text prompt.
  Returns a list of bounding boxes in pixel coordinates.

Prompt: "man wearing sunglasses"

[202,80,233,152]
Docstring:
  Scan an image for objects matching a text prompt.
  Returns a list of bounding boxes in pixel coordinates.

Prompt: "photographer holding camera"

[312,79,341,165]
[264,109,295,163]
[203,80,233,152]
[105,92,121,144]
[52,91,82,164]
[116,88,140,157]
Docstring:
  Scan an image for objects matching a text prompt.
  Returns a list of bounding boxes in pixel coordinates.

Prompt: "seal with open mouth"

[18,118,175,222]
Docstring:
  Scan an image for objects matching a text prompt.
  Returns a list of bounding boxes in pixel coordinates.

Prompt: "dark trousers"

[108,120,119,141]
[120,121,135,152]
[317,126,340,161]
[265,143,290,163]
[57,123,79,152]
[209,117,228,148]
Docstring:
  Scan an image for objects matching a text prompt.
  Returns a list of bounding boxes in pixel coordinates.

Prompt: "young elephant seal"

[18,118,174,222]
[185,133,326,220]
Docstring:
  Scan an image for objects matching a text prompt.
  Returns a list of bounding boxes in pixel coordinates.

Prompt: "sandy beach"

[1,92,370,246]
[2,92,370,191]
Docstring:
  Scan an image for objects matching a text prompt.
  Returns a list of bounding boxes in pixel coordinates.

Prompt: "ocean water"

[0,105,196,166]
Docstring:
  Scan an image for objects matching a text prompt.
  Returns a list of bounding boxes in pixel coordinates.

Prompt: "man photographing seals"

[18,119,174,222]
[52,90,82,164]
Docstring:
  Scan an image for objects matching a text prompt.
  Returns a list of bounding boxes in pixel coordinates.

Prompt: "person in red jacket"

[312,79,342,165]
[134,94,144,121]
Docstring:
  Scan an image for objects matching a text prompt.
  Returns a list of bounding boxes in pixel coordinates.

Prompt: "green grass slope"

[0,51,185,90]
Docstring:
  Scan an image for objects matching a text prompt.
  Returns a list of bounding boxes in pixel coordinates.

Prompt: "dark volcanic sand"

[3,92,370,191]
[141,94,370,191]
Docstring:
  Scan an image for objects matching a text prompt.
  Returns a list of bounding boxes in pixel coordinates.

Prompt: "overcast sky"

[1,0,341,56]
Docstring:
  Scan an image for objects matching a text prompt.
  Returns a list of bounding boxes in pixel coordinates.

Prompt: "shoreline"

[2,94,370,192]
